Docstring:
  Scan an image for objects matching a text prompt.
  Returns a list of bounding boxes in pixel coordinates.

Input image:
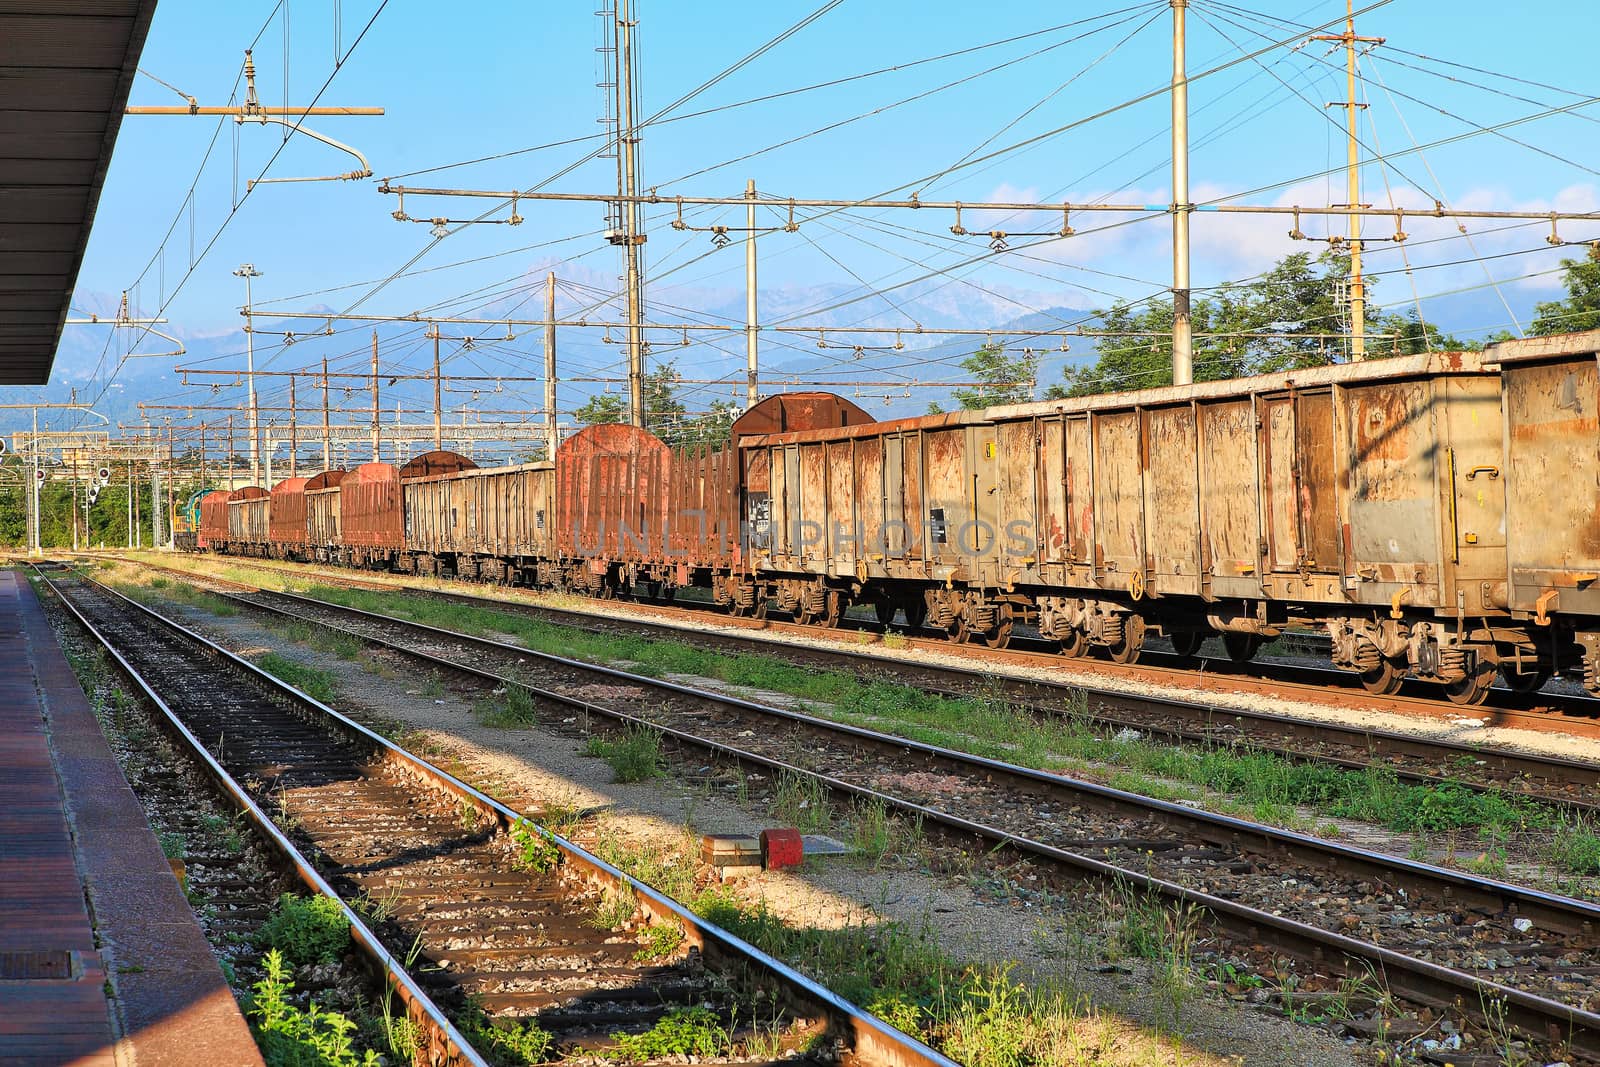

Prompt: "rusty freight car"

[552,393,872,602]
[401,460,553,583]
[267,477,310,559]
[224,486,270,555]
[304,470,346,563]
[1494,329,1600,693]
[340,462,404,567]
[741,352,1526,703]
[197,489,230,550]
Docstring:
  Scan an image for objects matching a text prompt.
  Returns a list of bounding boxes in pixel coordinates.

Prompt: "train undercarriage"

[201,542,1597,706]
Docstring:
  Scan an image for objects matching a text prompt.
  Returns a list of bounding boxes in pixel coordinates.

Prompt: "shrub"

[254,894,351,968]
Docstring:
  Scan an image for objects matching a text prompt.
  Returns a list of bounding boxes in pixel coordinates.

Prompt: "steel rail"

[45,569,956,1067]
[33,567,491,1067]
[135,551,1600,737]
[128,554,1600,810]
[176,574,1600,1059]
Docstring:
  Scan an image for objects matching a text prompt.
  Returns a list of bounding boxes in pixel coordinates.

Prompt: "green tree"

[1530,254,1600,336]
[572,391,625,426]
[1051,251,1385,397]
[933,343,1039,413]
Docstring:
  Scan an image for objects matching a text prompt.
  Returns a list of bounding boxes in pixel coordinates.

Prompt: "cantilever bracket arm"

[243,116,373,189]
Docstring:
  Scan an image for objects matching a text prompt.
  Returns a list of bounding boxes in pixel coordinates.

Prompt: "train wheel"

[1357,660,1404,696]
[1500,666,1550,694]
[1169,631,1204,659]
[1445,662,1496,706]
[903,598,928,632]
[983,604,1014,650]
[751,596,769,621]
[1107,617,1145,664]
[1222,632,1262,664]
[823,590,845,629]
[1058,629,1089,658]
[874,599,897,626]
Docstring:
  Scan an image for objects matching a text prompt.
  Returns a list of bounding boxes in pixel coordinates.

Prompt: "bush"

[248,949,379,1067]
[254,894,351,968]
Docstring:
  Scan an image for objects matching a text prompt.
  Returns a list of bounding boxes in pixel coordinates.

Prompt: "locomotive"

[193,328,1600,707]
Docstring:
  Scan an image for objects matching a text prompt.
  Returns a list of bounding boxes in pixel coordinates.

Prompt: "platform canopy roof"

[0,1,157,384]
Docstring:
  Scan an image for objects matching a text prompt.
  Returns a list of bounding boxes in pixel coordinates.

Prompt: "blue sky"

[39,0,1600,426]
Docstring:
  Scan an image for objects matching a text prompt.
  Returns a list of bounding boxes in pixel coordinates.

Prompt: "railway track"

[109,558,1600,1060]
[126,552,1600,739]
[38,567,951,1067]
[126,553,1600,817]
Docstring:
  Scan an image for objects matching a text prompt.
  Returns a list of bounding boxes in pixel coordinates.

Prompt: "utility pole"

[30,407,39,554]
[431,326,443,450]
[150,449,161,548]
[1170,0,1193,386]
[544,272,558,460]
[321,357,332,471]
[125,458,133,549]
[745,178,759,410]
[370,330,381,462]
[1313,0,1383,360]
[611,0,648,426]
[288,375,298,478]
[233,263,264,482]
[226,414,235,488]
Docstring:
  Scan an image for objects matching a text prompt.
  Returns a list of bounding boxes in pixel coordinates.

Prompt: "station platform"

[0,569,262,1066]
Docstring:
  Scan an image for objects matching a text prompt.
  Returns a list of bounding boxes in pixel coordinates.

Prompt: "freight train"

[192,328,1600,707]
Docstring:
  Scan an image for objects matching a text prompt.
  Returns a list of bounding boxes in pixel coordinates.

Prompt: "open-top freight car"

[550,392,872,604]
[304,470,346,563]
[222,486,270,555]
[738,332,1600,704]
[184,328,1600,703]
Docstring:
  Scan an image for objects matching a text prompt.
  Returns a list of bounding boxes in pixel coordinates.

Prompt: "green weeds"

[254,893,352,968]
[508,818,561,874]
[602,1006,730,1062]
[254,653,338,704]
[583,726,662,783]
[474,684,537,728]
[247,949,380,1067]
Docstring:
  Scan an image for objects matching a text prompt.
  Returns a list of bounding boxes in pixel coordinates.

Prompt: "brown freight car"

[224,486,270,555]
[197,489,229,550]
[553,393,871,602]
[391,451,479,577]
[340,463,403,567]
[403,460,552,584]
[268,477,310,559]
[741,353,1520,702]
[304,470,346,563]
[1493,329,1600,693]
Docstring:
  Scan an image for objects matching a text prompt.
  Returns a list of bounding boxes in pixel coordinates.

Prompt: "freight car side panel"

[306,489,341,548]
[199,491,230,549]
[901,433,923,564]
[342,465,404,550]
[1092,411,1143,588]
[855,437,885,567]
[269,478,310,547]
[1261,397,1299,573]
[1344,379,1440,604]
[1504,355,1600,615]
[799,443,827,565]
[923,429,965,569]
[1296,392,1342,574]
[828,440,854,569]
[996,420,1036,571]
[1197,401,1258,594]
[1038,419,1068,565]
[1143,406,1201,596]
[1440,378,1507,612]
[228,496,269,544]
[1064,417,1092,565]
[883,436,906,559]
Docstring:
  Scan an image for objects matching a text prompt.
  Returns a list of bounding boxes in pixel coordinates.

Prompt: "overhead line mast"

[1312,0,1384,361]
[1171,0,1193,386]
[605,0,649,427]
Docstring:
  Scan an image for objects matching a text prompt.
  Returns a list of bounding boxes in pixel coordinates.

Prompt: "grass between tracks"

[581,820,1214,1067]
[120,559,1600,888]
